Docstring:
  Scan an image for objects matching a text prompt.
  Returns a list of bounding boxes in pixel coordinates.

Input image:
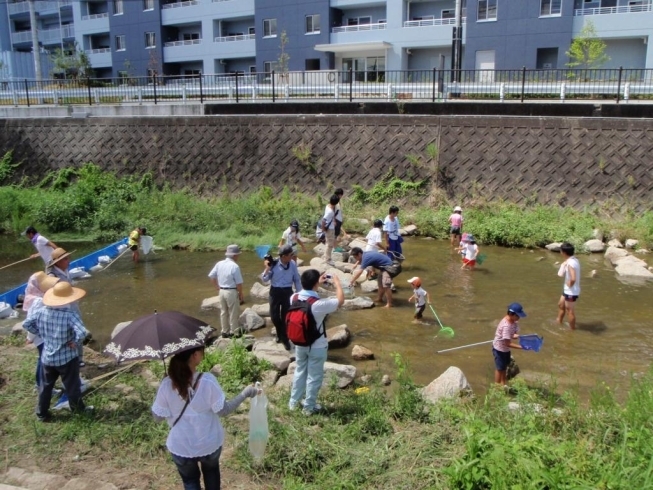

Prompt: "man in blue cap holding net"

[492,302,526,386]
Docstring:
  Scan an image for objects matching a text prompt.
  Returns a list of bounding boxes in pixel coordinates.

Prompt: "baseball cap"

[279,244,294,256]
[507,302,527,318]
[22,226,37,236]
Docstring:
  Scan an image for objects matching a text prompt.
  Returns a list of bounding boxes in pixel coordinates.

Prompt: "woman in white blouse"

[152,346,257,490]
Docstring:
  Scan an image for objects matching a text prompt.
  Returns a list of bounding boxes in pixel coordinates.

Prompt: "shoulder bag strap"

[172,373,203,428]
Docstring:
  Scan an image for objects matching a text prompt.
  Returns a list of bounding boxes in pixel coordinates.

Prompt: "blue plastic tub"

[519,334,544,352]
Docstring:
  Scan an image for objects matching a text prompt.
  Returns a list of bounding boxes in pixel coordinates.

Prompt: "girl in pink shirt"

[448,206,463,247]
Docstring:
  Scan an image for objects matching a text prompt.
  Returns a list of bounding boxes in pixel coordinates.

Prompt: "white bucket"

[0,302,13,319]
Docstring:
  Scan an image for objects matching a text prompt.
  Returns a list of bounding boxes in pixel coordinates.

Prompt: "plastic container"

[519,334,543,352]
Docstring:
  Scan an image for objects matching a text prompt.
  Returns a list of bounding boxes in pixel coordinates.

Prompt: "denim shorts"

[492,348,511,371]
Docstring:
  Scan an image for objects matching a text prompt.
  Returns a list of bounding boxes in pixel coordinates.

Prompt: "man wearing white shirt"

[557,242,581,330]
[288,269,344,415]
[22,226,57,267]
[208,244,244,338]
[321,194,339,266]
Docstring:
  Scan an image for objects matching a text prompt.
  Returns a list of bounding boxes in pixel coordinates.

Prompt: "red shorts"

[463,259,476,267]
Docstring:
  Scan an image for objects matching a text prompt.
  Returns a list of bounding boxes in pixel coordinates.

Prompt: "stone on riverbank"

[382,374,391,385]
[584,239,605,253]
[361,280,378,293]
[348,238,368,251]
[607,239,623,248]
[352,345,374,361]
[111,321,131,339]
[545,243,562,252]
[252,304,270,317]
[605,246,653,280]
[201,296,221,311]
[11,322,24,336]
[421,366,472,403]
[341,296,374,311]
[252,340,292,372]
[250,282,269,299]
[286,361,357,388]
[605,246,629,265]
[625,239,639,249]
[400,224,418,236]
[326,324,351,348]
[239,308,265,331]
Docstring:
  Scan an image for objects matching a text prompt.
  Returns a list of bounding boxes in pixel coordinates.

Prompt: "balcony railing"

[164,39,202,47]
[332,22,387,33]
[82,12,109,20]
[7,0,66,14]
[86,47,111,54]
[574,3,652,15]
[214,33,255,42]
[161,0,199,9]
[39,24,75,43]
[10,30,32,44]
[404,17,466,27]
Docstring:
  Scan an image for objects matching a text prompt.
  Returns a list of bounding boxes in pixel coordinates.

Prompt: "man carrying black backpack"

[287,269,344,415]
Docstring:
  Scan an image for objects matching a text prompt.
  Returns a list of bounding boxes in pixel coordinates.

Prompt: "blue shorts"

[492,348,511,371]
[387,239,402,257]
[563,294,579,302]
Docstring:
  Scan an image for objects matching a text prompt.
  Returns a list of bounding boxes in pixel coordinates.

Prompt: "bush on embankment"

[0,154,651,250]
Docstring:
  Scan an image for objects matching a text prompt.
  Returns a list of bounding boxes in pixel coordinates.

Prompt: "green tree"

[566,21,610,69]
[50,42,93,79]
[277,30,290,83]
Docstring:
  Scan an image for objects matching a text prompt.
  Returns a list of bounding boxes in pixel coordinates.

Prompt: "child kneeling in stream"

[492,302,526,385]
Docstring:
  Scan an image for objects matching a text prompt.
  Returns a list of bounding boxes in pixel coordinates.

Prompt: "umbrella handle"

[428,304,445,329]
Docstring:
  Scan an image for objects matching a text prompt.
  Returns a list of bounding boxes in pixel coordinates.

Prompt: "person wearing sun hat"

[23,281,91,422]
[46,247,74,284]
[208,245,244,338]
[492,302,526,386]
[407,277,430,321]
[448,206,463,247]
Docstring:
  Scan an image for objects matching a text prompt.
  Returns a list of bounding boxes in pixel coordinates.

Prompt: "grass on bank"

[2,337,653,489]
[0,155,652,250]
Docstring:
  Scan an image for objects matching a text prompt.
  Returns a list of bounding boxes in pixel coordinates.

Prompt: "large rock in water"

[348,238,368,251]
[341,296,375,311]
[326,324,351,348]
[351,345,374,361]
[607,239,623,249]
[252,303,270,317]
[584,239,605,253]
[421,366,473,403]
[401,224,418,236]
[201,296,221,311]
[239,308,265,331]
[625,239,639,249]
[250,282,270,299]
[361,280,378,293]
[545,242,562,252]
[287,360,357,388]
[605,246,629,265]
[252,340,293,372]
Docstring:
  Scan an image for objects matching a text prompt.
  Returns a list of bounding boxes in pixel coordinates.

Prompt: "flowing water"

[2,237,652,396]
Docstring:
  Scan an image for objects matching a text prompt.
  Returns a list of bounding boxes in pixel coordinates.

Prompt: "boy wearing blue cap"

[492,302,526,385]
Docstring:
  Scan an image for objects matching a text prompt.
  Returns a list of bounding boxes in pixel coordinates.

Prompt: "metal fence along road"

[1,68,652,107]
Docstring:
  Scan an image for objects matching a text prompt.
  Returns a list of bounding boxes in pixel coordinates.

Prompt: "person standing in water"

[557,242,580,330]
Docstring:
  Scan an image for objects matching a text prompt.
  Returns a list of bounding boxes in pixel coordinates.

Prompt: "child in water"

[492,302,526,385]
[460,234,479,270]
[407,276,430,320]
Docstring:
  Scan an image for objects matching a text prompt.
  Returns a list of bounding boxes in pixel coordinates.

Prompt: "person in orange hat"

[407,277,430,320]
[23,282,91,422]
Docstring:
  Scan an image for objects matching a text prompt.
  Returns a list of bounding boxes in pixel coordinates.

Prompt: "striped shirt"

[23,305,87,366]
[492,317,519,353]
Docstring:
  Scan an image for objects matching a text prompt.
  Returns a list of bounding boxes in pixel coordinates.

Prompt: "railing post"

[153,75,157,104]
[87,76,92,106]
[12,88,19,107]
[560,82,566,103]
[138,87,143,105]
[349,67,353,102]
[520,66,526,103]
[182,85,187,103]
[624,82,630,103]
[199,73,203,104]
[432,67,436,102]
[235,72,239,103]
[500,82,505,102]
[616,66,623,104]
[24,79,31,107]
[93,89,100,105]
[272,70,276,103]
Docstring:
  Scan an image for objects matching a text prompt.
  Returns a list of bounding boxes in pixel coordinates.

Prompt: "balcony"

[404,17,466,27]
[214,33,255,42]
[40,24,75,44]
[332,22,387,33]
[574,3,652,15]
[164,38,202,47]
[161,0,199,9]
[86,48,111,66]
[10,30,32,44]
[8,0,62,15]
[82,12,109,20]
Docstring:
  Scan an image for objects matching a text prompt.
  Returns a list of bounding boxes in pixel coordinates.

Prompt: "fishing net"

[519,334,544,352]
[476,253,487,265]
[255,245,271,259]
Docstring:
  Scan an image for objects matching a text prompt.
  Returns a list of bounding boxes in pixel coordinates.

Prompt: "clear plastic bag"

[248,382,269,464]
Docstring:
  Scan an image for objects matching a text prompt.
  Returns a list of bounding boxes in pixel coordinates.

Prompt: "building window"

[115,35,125,51]
[348,16,371,26]
[145,32,156,48]
[263,61,276,79]
[143,0,153,11]
[305,14,320,34]
[442,9,455,18]
[113,0,123,15]
[477,0,497,21]
[249,26,255,35]
[183,33,199,41]
[540,0,562,16]
[263,19,277,38]
[249,65,256,74]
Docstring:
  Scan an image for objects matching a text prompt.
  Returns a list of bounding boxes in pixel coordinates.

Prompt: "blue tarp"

[0,237,128,308]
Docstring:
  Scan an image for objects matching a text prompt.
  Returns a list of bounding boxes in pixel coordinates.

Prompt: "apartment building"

[1,0,652,79]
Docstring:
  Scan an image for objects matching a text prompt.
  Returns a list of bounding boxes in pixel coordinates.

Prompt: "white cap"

[407,277,419,284]
[454,206,462,212]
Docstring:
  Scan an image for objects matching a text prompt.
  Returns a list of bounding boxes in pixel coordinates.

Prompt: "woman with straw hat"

[23,282,91,422]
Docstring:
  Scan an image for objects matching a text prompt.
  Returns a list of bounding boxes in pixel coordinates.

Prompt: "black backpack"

[286,295,327,347]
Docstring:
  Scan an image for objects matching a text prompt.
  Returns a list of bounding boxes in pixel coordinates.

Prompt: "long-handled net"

[476,253,487,265]
[255,245,271,259]
[428,304,455,338]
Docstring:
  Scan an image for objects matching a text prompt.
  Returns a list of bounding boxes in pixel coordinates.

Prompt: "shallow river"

[2,237,652,395]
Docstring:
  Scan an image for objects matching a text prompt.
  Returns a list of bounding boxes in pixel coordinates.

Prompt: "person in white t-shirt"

[365,219,386,253]
[407,276,430,320]
[279,219,307,261]
[321,194,339,266]
[461,235,479,270]
[22,226,57,266]
[557,242,581,330]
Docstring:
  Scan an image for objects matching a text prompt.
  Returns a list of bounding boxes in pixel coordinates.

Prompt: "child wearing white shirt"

[407,277,430,319]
